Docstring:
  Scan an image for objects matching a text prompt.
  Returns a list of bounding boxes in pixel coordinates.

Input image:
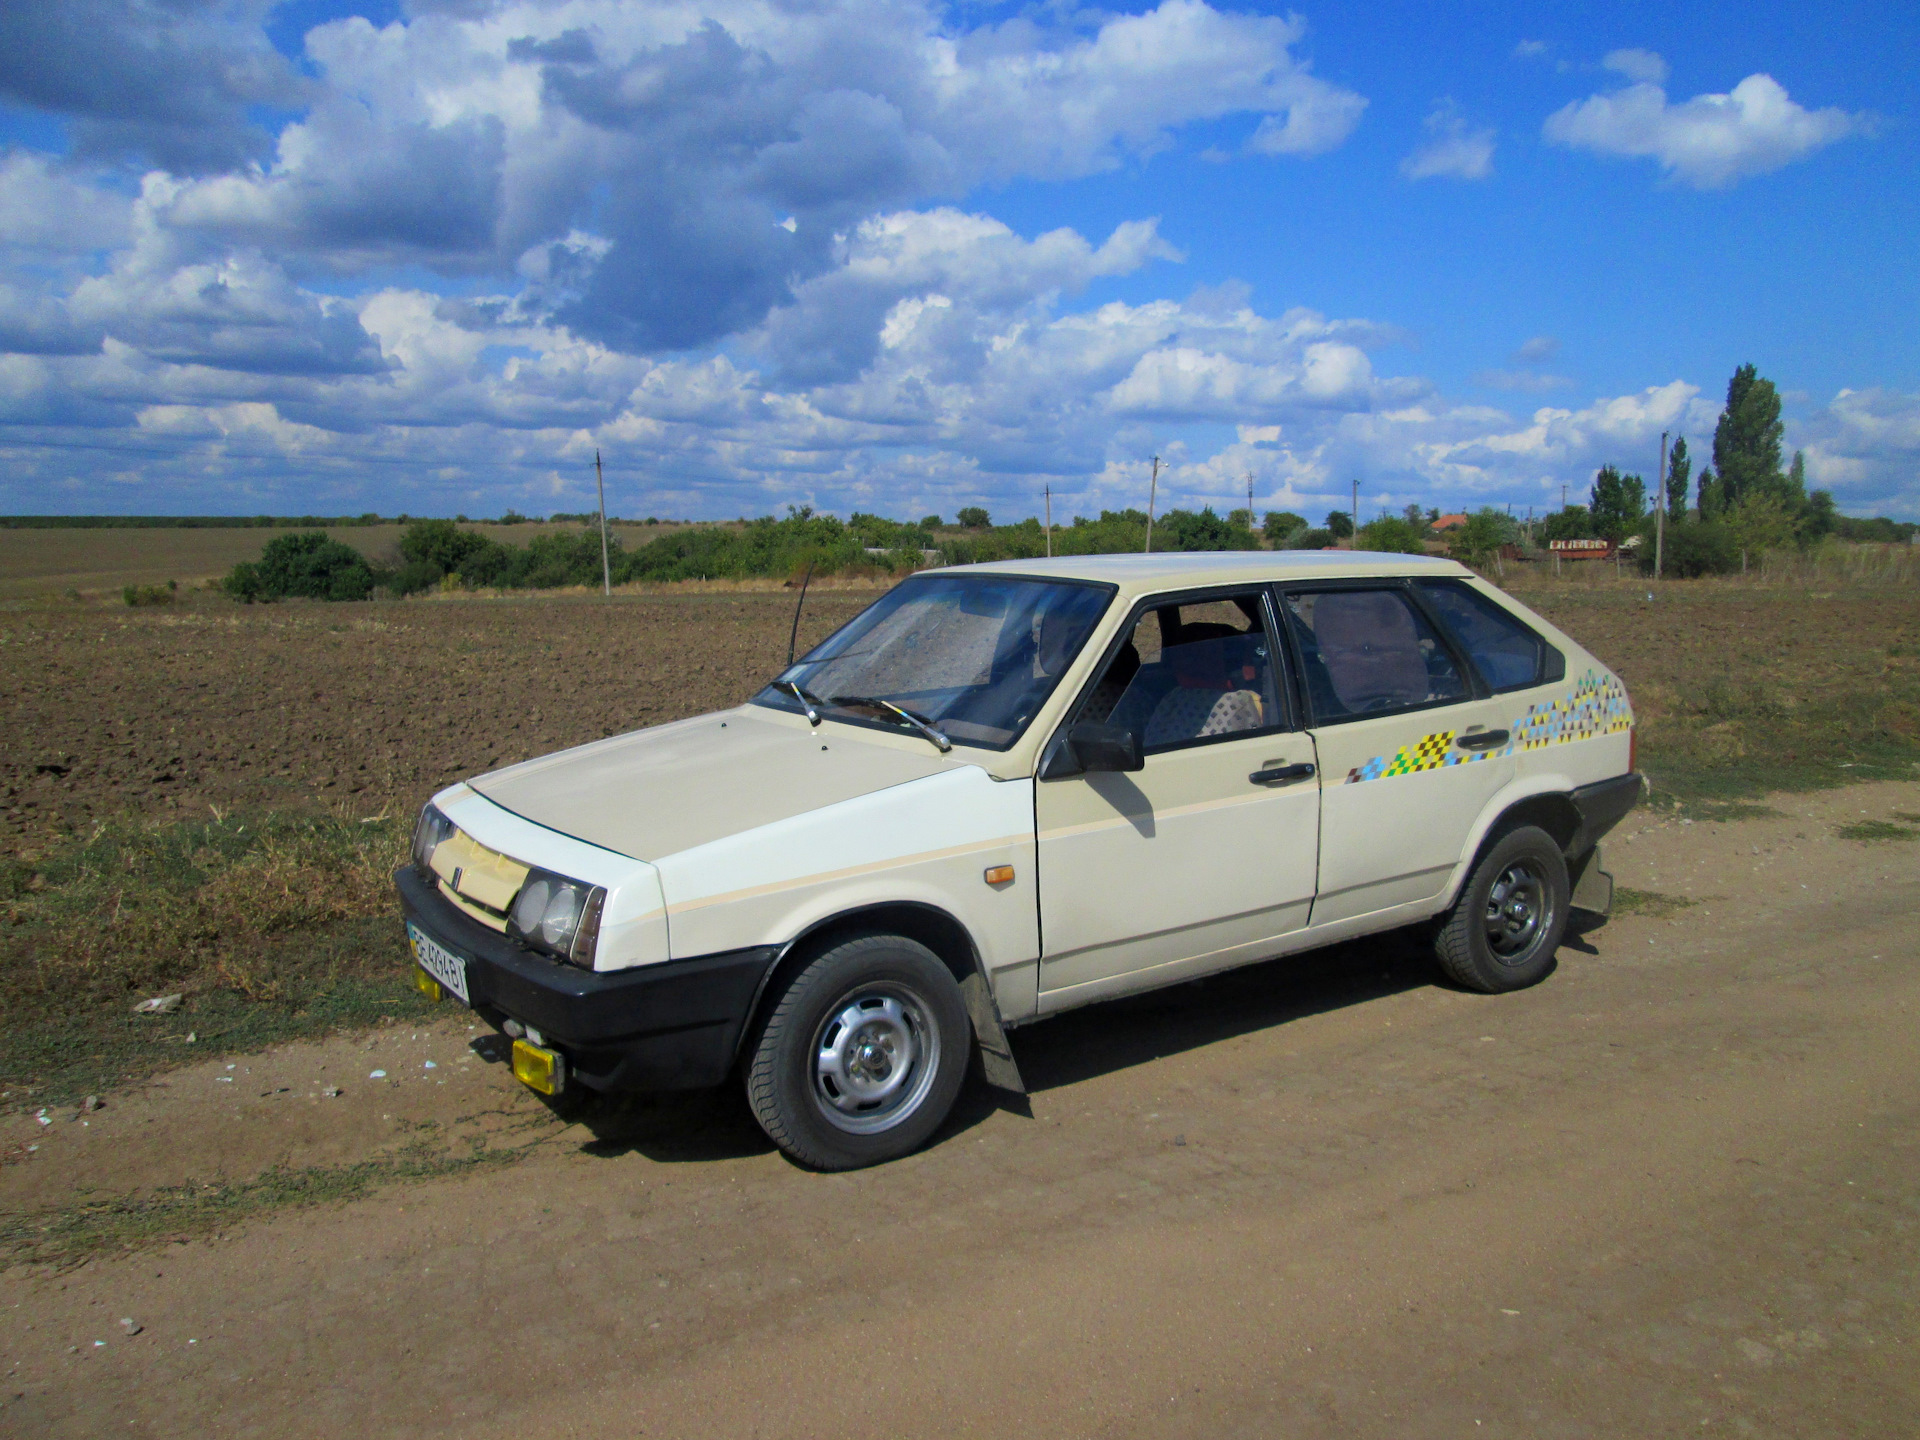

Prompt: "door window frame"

[1408,578,1566,694]
[1041,583,1302,772]
[1271,577,1489,729]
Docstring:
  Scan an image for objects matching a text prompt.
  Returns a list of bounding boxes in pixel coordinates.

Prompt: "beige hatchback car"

[398,552,1639,1168]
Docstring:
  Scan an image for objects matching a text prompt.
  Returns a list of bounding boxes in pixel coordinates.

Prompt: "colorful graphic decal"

[1343,672,1632,785]
[1509,671,1632,749]
[1344,730,1481,784]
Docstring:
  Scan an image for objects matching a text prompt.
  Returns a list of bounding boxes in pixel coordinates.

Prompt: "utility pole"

[1655,430,1668,581]
[1144,456,1160,554]
[1350,478,1358,548]
[1246,472,1255,537]
[594,449,611,597]
[1044,484,1052,558]
[1561,480,1568,512]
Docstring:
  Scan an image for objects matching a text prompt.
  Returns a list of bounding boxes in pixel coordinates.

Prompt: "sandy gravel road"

[5,783,1917,1439]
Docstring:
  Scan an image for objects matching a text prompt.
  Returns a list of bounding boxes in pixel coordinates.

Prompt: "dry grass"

[0,1137,534,1268]
[0,811,432,1102]
[1508,574,1920,807]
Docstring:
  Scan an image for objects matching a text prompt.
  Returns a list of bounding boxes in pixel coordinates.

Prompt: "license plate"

[407,922,470,1004]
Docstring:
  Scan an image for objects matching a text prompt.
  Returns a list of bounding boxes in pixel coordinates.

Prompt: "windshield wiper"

[776,679,825,726]
[829,695,952,753]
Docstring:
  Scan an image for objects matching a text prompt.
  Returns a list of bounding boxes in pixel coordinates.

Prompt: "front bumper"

[394,866,778,1092]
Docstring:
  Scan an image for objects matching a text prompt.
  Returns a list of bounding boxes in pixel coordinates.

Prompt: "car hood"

[467,705,963,863]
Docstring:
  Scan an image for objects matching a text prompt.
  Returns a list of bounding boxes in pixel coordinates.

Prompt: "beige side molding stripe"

[670,833,1028,913]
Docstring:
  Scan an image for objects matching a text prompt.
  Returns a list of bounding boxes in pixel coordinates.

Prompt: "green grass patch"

[1613,888,1701,918]
[1510,581,1920,806]
[1,811,428,1105]
[1835,819,1919,843]
[0,1138,530,1268]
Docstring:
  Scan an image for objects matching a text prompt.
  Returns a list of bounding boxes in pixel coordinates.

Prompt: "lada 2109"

[397,552,1640,1169]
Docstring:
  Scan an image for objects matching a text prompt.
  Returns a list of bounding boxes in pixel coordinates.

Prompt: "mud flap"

[960,970,1026,1094]
[1568,844,1614,917]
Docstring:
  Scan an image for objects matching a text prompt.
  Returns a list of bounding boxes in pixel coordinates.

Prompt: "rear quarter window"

[1416,581,1564,692]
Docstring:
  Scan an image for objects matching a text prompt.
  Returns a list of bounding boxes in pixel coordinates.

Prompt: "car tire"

[1433,824,1570,993]
[744,932,970,1170]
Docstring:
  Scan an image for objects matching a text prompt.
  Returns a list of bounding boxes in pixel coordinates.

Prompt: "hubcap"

[1484,860,1550,964]
[812,987,941,1135]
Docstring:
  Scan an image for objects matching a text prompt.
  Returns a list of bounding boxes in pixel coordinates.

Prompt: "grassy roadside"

[1512,579,1920,813]
[0,1138,534,1269]
[1,811,434,1106]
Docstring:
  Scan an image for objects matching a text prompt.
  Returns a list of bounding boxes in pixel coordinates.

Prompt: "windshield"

[754,574,1113,750]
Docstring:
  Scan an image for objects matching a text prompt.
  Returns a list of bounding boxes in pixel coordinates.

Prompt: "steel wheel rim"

[1484,860,1551,964]
[811,983,941,1135]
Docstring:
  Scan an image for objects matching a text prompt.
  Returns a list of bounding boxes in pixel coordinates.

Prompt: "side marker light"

[983,865,1015,886]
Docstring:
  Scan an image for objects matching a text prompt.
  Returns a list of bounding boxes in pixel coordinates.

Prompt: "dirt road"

[5,784,1917,1439]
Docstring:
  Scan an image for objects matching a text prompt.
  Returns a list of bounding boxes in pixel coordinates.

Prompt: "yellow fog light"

[511,1039,566,1096]
[412,967,444,1002]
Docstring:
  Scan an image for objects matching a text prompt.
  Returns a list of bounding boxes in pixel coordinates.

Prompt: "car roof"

[947,549,1475,596]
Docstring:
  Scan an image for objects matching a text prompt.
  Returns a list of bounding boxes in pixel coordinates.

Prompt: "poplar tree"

[1666,436,1692,521]
[1712,364,1785,506]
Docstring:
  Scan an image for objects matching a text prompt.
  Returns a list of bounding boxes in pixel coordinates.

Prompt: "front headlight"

[507,868,607,968]
[412,805,457,880]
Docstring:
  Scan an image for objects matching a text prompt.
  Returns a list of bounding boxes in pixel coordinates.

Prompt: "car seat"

[1311,591,1430,712]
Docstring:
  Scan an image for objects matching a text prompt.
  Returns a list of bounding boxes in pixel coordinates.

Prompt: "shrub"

[1353,516,1427,555]
[1151,506,1262,552]
[222,532,376,603]
[1262,510,1307,542]
[1649,519,1738,577]
[1285,527,1336,550]
[123,580,177,607]
[399,518,496,576]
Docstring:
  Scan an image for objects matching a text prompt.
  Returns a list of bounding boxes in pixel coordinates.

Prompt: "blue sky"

[0,0,1913,522]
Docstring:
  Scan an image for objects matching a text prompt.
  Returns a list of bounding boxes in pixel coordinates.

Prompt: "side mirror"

[1068,721,1144,775]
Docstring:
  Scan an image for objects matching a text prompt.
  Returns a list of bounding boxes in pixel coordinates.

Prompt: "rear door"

[1280,582,1517,928]
[1034,587,1320,1008]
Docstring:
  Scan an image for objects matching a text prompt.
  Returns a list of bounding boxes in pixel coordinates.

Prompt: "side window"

[1415,581,1564,692]
[1080,592,1283,752]
[1284,588,1467,722]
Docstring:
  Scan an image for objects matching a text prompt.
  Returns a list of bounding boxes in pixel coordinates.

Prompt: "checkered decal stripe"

[1344,729,1490,784]
[1343,671,1631,785]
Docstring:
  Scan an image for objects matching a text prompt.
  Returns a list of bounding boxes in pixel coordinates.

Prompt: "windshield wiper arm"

[829,695,952,753]
[776,679,824,726]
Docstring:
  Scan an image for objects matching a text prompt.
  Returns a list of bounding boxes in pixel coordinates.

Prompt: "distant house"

[1431,513,1469,533]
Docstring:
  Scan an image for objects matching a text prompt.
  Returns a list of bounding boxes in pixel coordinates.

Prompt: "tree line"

[1542,365,1914,575]
[215,363,1910,601]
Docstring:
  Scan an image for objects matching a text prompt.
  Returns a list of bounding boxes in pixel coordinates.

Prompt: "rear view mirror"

[1068,721,1144,774]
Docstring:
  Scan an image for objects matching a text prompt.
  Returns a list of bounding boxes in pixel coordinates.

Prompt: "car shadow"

[1006,926,1445,1096]
[495,920,1608,1163]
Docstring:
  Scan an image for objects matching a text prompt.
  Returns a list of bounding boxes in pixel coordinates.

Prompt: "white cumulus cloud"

[1545,70,1868,188]
[1401,101,1495,181]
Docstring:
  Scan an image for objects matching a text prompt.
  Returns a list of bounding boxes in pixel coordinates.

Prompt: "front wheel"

[744,932,970,1170]
[1433,825,1569,993]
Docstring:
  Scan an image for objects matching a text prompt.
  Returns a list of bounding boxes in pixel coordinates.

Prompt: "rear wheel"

[744,932,969,1170]
[1434,825,1569,993]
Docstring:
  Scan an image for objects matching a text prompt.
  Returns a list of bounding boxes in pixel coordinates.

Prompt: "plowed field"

[0,590,878,852]
[4,578,1915,854]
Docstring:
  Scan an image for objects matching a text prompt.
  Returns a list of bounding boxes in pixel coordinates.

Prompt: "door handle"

[1250,762,1316,785]
[1454,729,1510,751]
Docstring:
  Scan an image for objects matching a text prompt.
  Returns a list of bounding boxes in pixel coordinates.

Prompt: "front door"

[1035,588,1321,1010]
[1279,583,1517,927]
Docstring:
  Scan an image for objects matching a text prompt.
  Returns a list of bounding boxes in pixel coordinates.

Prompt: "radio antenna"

[785,558,816,668]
